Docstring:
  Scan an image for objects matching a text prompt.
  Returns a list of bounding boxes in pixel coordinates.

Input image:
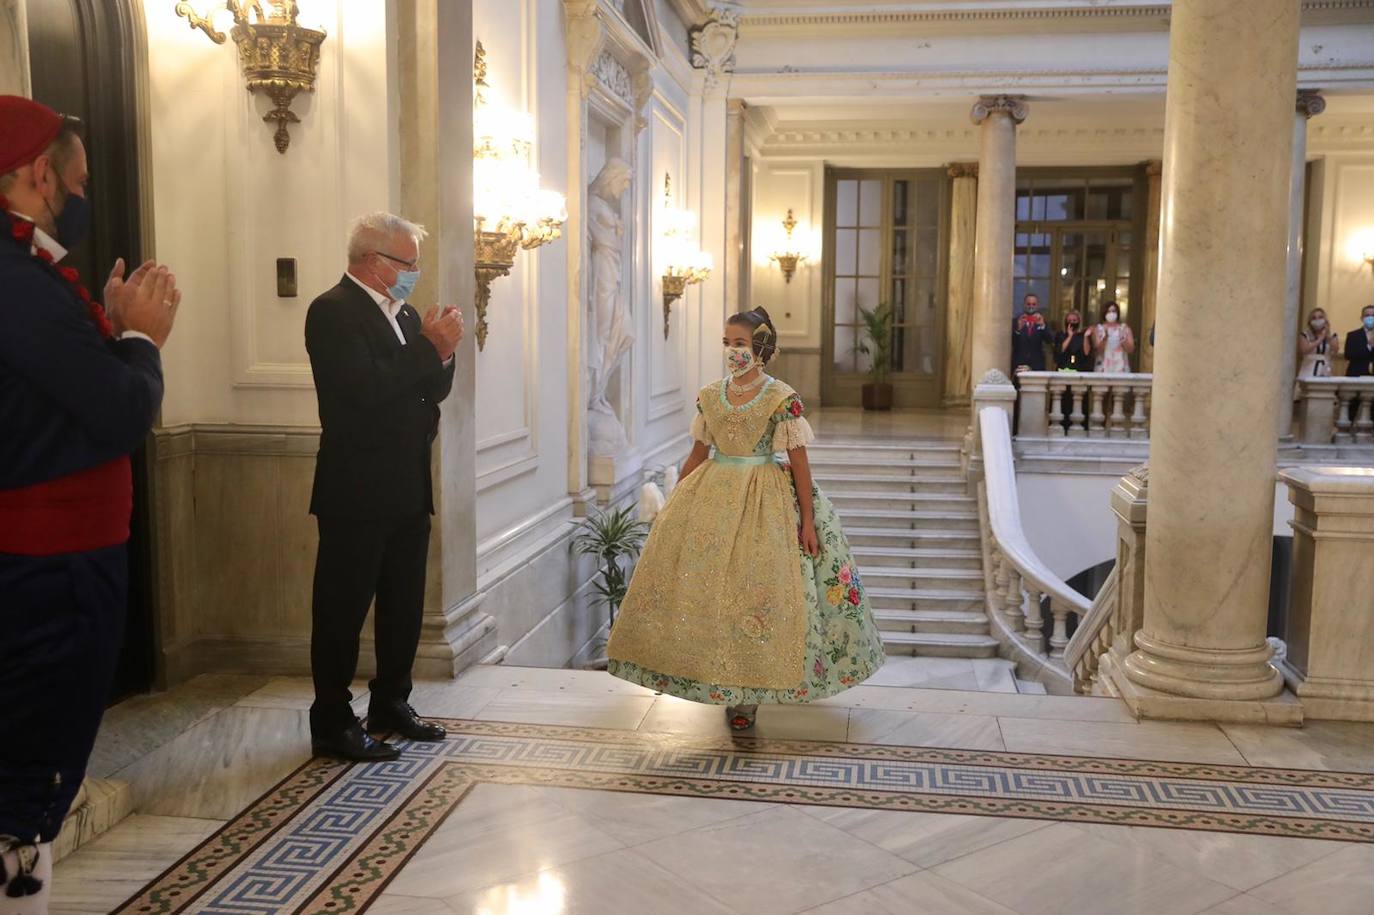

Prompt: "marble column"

[1277,90,1326,439]
[689,6,738,390]
[1114,0,1302,722]
[396,0,495,676]
[725,98,747,314]
[0,0,29,96]
[1138,160,1162,374]
[943,162,978,406]
[969,96,1027,384]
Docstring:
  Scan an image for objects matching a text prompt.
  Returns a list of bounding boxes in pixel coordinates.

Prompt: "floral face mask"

[725,345,757,377]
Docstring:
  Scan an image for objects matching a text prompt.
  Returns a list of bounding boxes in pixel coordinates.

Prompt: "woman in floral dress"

[607,308,884,729]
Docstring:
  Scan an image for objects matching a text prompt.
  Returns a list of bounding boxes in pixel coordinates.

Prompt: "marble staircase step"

[844,527,983,548]
[860,566,986,592]
[1015,678,1050,695]
[880,631,1001,658]
[866,586,986,612]
[872,608,990,635]
[850,545,983,569]
[830,492,977,513]
[812,473,968,494]
[836,508,981,531]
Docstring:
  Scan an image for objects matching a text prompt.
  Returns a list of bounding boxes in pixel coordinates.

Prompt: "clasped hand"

[421,305,464,362]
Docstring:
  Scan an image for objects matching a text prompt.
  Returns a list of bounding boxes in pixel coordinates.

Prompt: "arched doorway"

[25,0,155,698]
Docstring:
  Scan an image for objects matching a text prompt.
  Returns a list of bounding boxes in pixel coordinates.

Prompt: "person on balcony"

[1092,301,1135,373]
[1343,304,1374,377]
[1011,293,1054,373]
[1055,309,1092,371]
[1297,308,1340,379]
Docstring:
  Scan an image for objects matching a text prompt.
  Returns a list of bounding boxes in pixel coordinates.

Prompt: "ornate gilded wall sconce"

[658,173,712,339]
[769,209,808,284]
[174,1,326,153]
[472,41,566,351]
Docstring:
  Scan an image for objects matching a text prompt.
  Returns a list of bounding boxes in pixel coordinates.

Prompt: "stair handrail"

[1063,564,1119,692]
[978,405,1093,622]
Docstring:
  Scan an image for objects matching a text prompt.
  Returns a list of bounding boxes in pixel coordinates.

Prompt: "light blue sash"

[712,452,777,467]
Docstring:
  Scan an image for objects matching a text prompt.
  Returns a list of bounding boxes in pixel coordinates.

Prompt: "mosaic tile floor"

[113,719,1374,915]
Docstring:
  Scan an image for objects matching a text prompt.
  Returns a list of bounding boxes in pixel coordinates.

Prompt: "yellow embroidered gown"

[607,378,885,704]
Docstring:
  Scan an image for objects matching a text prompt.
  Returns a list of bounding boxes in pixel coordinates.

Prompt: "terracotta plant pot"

[862,382,894,411]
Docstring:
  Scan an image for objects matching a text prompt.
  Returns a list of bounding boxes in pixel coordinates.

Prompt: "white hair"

[347,211,427,262]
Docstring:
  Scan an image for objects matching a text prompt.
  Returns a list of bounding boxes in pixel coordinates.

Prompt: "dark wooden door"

[26,0,155,700]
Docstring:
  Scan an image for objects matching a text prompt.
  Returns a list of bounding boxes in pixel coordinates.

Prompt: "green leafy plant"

[855,302,894,385]
[571,506,650,627]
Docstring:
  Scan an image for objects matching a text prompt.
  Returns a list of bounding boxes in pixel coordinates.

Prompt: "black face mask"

[51,188,90,249]
[42,169,91,250]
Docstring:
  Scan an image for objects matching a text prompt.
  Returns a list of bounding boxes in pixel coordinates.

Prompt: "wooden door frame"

[821,166,949,408]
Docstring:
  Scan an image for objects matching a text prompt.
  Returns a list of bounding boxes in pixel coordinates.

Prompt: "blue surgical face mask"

[387,268,420,302]
[1364,315,1374,331]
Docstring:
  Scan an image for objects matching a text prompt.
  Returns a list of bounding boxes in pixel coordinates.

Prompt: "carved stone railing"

[1064,464,1149,695]
[1296,377,1374,445]
[1015,371,1153,439]
[1063,565,1119,693]
[971,379,1093,692]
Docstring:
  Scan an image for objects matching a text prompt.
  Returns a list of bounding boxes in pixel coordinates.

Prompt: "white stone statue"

[587,158,635,457]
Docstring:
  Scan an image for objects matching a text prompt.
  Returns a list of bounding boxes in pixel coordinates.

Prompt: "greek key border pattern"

[113,719,1374,915]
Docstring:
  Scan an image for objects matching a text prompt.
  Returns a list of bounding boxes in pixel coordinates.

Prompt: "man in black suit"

[1344,304,1374,377]
[305,212,462,761]
[1011,293,1054,373]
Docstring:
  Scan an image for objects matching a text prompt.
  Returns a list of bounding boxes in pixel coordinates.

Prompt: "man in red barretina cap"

[0,94,182,913]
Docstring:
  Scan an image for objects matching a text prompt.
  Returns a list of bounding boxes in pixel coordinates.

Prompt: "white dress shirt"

[346,271,407,344]
[15,213,155,347]
[345,271,454,366]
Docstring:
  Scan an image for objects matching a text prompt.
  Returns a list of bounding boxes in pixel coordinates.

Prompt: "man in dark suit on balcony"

[304,211,462,762]
[1344,304,1374,377]
[1012,293,1054,373]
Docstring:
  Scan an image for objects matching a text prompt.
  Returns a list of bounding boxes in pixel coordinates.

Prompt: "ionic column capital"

[1296,88,1326,119]
[947,161,979,179]
[970,95,1028,126]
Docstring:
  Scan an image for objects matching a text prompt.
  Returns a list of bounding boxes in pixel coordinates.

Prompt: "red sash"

[0,457,133,556]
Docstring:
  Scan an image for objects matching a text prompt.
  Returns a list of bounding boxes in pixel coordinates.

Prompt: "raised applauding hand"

[421,304,464,362]
[105,258,181,349]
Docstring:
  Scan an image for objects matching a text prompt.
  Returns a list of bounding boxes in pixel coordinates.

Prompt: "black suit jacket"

[1011,317,1054,372]
[305,276,456,519]
[1344,328,1374,377]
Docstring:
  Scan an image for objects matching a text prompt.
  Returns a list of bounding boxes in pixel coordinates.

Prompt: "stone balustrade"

[1015,371,1153,440]
[1296,378,1374,445]
[970,377,1091,692]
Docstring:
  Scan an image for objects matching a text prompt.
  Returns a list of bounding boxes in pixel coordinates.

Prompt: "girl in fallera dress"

[607,308,885,730]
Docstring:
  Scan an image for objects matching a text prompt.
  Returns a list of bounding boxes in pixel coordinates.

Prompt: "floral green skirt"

[608,482,885,705]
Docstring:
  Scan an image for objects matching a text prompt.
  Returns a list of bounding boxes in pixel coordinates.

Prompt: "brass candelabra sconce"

[658,173,712,339]
[472,41,566,351]
[175,1,326,154]
[769,209,808,284]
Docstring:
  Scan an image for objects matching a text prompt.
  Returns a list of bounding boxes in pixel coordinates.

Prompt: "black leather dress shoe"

[367,700,446,741]
[312,721,401,762]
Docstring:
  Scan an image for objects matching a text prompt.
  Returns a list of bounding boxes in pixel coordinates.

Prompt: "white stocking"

[0,842,52,915]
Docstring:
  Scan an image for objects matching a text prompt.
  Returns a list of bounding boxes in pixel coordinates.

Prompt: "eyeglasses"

[373,251,419,270]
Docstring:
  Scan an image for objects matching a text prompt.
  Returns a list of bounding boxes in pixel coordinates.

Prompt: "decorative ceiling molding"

[729,62,1374,97]
[737,0,1374,32]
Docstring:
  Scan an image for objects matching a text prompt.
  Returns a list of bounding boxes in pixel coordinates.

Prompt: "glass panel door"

[823,169,947,407]
[832,177,883,375]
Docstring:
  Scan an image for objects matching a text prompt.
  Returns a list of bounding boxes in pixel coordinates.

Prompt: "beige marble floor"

[51,666,1374,915]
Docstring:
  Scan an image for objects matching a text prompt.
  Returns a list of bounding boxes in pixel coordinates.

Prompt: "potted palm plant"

[856,302,894,411]
[571,506,649,668]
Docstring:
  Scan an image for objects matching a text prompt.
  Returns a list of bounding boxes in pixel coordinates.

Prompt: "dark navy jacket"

[1012,315,1054,372]
[0,241,162,491]
[305,276,455,520]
